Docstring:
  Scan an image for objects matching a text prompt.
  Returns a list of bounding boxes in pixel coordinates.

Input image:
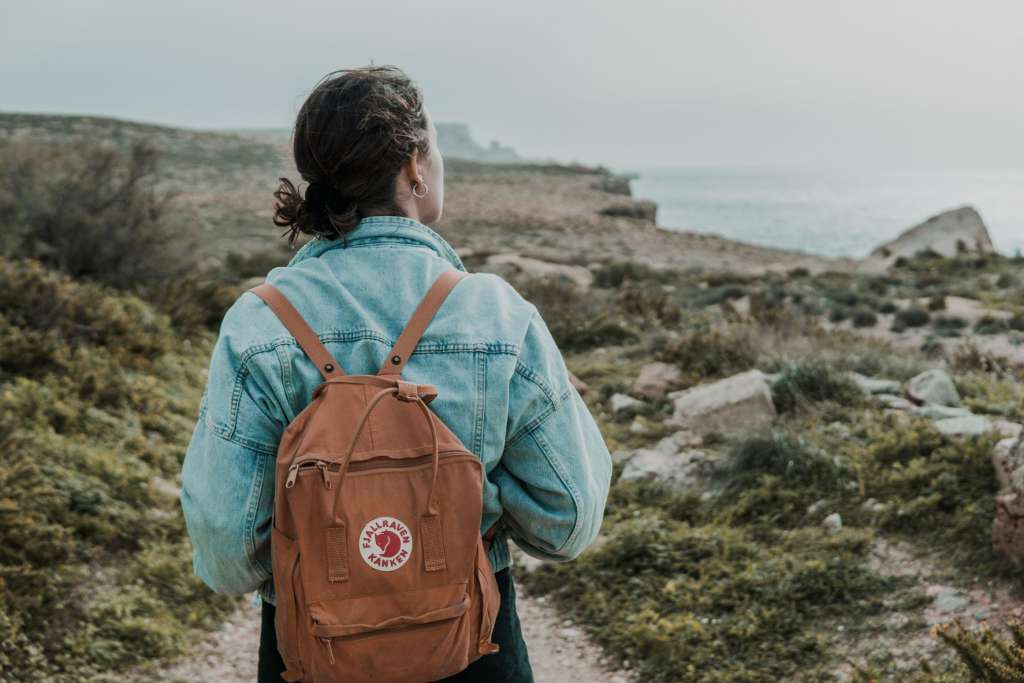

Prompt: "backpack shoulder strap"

[379,270,468,377]
[249,283,345,380]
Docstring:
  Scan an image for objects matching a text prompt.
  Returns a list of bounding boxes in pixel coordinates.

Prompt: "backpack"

[249,269,501,683]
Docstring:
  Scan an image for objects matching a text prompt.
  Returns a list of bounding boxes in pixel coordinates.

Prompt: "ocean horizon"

[624,165,1024,260]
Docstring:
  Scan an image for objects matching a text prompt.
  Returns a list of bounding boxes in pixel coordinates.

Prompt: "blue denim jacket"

[180,215,612,604]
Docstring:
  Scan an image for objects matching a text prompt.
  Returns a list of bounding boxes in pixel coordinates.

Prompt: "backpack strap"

[249,283,345,381]
[379,270,468,377]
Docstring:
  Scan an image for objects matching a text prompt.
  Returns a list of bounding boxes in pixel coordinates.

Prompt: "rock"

[993,420,1024,440]
[484,253,594,289]
[931,587,970,615]
[859,206,997,273]
[629,416,650,435]
[806,499,827,516]
[619,447,708,488]
[611,449,634,466]
[655,429,703,452]
[590,174,632,196]
[848,372,902,395]
[823,512,843,532]
[668,369,777,435]
[907,369,961,407]
[911,404,972,420]
[991,435,1024,566]
[599,200,657,223]
[861,498,888,514]
[609,393,644,414]
[515,553,545,574]
[934,415,992,436]
[632,362,681,399]
[992,437,1023,491]
[876,394,914,411]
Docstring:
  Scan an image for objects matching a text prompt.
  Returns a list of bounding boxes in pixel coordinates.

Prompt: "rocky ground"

[155,586,631,683]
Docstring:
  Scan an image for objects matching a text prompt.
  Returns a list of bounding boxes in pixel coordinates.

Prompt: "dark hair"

[272,65,431,246]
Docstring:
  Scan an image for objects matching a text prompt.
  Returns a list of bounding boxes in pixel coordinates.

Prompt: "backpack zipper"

[285,450,473,489]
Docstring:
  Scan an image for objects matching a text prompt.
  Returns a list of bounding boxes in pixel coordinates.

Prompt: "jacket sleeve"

[494,307,612,562]
[179,304,285,595]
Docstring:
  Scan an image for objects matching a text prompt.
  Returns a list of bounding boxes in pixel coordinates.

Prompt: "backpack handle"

[330,386,443,521]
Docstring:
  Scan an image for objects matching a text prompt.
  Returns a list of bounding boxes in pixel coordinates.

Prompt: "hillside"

[3,112,1024,682]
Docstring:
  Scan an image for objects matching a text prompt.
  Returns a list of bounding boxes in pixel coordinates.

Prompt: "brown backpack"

[249,269,501,683]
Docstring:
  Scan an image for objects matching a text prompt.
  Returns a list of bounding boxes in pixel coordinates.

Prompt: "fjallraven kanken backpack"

[249,269,501,683]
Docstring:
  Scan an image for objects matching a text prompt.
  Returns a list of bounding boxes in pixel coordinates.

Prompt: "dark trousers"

[258,568,534,683]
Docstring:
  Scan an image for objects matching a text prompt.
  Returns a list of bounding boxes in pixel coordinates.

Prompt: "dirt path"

[157,589,630,683]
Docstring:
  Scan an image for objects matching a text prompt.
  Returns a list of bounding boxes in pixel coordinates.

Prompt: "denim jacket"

[180,215,612,604]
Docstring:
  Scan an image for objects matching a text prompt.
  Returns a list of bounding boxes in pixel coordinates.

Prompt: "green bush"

[0,138,194,289]
[894,307,931,330]
[656,324,758,381]
[0,259,235,682]
[851,307,878,328]
[771,357,864,413]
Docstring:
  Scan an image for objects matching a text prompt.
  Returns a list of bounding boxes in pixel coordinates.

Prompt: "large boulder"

[668,369,776,435]
[599,200,658,223]
[617,432,710,487]
[907,369,961,407]
[633,362,681,399]
[859,206,996,273]
[991,436,1024,566]
[483,253,594,289]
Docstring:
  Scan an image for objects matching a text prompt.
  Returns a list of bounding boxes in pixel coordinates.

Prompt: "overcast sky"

[2,0,1022,170]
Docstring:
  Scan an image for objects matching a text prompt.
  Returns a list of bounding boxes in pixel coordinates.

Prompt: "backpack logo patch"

[359,516,413,571]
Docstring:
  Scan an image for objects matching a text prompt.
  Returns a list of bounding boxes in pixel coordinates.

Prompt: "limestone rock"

[991,435,1024,566]
[876,394,914,411]
[619,447,708,488]
[632,362,681,399]
[907,369,961,407]
[609,393,643,414]
[933,415,992,437]
[668,369,776,435]
[823,512,843,532]
[848,372,902,396]
[912,404,972,420]
[484,253,594,289]
[859,206,997,273]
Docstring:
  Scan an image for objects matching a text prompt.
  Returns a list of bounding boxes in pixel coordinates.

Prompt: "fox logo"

[359,517,412,571]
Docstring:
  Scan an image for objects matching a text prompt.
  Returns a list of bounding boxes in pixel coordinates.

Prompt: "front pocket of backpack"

[308,581,472,682]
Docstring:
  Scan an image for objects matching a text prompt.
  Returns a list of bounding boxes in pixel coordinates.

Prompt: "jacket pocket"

[308,581,472,683]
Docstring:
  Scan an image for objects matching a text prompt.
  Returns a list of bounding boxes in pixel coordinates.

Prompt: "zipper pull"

[320,637,336,665]
[285,463,300,489]
[318,462,333,489]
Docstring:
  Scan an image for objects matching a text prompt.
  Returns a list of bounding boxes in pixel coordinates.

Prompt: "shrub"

[928,295,947,311]
[517,278,635,351]
[975,315,1011,335]
[0,259,236,681]
[877,301,898,314]
[893,307,931,329]
[771,357,864,413]
[0,138,194,289]
[851,307,878,328]
[656,324,758,381]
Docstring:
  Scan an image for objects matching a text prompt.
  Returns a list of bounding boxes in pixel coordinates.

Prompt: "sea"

[623,166,1024,259]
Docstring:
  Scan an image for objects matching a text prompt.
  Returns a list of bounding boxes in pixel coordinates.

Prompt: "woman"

[180,65,612,682]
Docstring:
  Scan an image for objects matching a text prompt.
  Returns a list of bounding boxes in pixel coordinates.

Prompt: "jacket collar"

[288,215,466,271]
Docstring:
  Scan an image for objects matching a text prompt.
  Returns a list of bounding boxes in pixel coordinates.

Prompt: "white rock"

[848,372,902,396]
[934,415,992,436]
[859,206,997,274]
[907,369,961,407]
[668,369,776,435]
[993,420,1024,440]
[823,512,843,532]
[629,416,650,434]
[912,404,973,420]
[485,253,594,288]
[876,393,914,410]
[619,448,707,488]
[632,362,681,399]
[610,393,644,413]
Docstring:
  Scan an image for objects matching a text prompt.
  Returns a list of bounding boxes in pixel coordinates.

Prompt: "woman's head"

[273,65,444,245]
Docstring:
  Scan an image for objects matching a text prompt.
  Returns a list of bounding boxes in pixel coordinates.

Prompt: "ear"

[402,148,421,184]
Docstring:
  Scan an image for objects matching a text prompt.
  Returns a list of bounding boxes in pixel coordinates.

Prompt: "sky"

[1,0,1022,171]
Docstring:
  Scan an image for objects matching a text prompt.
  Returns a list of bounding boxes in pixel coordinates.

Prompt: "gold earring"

[412,181,428,198]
